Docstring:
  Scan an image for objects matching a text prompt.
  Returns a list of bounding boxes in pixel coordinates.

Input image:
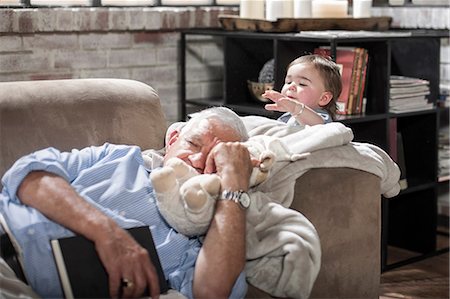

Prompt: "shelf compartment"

[387,188,437,254]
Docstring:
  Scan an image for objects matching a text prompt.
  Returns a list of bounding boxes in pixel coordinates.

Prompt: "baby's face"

[281,63,327,110]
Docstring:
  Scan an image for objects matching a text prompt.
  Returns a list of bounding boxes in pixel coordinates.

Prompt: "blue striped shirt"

[0,143,247,298]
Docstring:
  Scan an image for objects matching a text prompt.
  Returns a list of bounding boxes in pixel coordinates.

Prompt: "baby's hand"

[262,89,284,102]
[263,90,298,114]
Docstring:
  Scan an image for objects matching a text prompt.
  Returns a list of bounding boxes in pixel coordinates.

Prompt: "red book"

[314,47,359,115]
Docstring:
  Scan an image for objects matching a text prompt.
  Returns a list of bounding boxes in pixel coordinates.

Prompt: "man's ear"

[166,129,180,148]
[319,91,333,107]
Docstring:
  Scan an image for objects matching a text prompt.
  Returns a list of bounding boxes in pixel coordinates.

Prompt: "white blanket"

[240,116,401,298]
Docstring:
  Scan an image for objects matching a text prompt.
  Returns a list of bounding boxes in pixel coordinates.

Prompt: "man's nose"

[188,152,205,173]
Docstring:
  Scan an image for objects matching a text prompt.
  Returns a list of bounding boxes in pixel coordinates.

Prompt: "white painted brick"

[142,8,163,30]
[76,68,132,78]
[108,7,129,31]
[55,50,108,69]
[0,36,22,52]
[127,8,147,30]
[55,8,74,32]
[441,38,450,64]
[0,52,52,73]
[35,8,57,32]
[108,48,157,67]
[201,80,223,98]
[185,64,223,82]
[132,65,177,85]
[23,34,78,50]
[79,33,132,49]
[156,46,178,65]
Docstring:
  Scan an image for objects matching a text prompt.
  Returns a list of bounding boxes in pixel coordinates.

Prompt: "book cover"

[314,47,358,115]
[349,47,364,115]
[355,49,369,115]
[51,226,168,299]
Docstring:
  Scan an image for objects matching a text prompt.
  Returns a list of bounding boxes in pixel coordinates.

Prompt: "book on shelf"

[51,226,169,299]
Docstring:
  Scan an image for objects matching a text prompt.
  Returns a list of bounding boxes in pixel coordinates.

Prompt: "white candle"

[161,0,213,4]
[240,0,265,19]
[294,0,312,18]
[217,0,240,4]
[266,0,293,21]
[353,0,372,18]
[312,0,348,18]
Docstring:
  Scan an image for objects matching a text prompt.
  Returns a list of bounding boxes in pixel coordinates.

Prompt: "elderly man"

[0,107,253,299]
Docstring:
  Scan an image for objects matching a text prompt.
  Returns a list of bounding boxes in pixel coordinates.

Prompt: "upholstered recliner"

[0,79,381,299]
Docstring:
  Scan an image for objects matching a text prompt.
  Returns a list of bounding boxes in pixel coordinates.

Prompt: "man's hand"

[204,142,253,192]
[95,227,160,299]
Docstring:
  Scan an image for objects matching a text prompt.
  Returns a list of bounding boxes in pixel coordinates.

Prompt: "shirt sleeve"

[1,143,122,204]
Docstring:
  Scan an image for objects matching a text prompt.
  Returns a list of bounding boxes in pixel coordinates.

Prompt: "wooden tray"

[219,15,392,33]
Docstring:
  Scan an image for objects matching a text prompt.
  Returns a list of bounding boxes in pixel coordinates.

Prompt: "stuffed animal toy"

[146,136,308,236]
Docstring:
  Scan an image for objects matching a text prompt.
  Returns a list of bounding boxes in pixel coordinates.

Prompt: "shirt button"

[27,228,35,235]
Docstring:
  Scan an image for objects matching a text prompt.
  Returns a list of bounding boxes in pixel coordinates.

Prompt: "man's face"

[164,118,240,174]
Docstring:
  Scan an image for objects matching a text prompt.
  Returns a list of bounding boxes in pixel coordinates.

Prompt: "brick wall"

[0,6,448,122]
[0,6,238,122]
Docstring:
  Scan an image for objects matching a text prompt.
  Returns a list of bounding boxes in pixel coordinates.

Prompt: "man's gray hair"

[185,107,249,141]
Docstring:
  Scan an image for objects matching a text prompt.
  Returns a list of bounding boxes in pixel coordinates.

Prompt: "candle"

[161,0,213,4]
[294,0,312,18]
[266,0,293,21]
[312,0,348,18]
[217,0,240,4]
[240,0,265,19]
[353,0,372,18]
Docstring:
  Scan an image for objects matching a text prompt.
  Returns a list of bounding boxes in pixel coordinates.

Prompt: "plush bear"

[146,136,308,236]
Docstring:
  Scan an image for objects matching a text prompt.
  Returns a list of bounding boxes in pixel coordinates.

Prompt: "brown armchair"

[0,79,381,299]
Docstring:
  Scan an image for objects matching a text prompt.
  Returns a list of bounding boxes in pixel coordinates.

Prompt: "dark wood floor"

[380,226,449,299]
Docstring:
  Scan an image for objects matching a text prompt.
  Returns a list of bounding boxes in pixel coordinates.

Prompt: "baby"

[263,54,342,126]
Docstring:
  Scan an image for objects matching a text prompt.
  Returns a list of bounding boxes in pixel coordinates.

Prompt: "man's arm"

[17,171,160,299]
[193,142,253,298]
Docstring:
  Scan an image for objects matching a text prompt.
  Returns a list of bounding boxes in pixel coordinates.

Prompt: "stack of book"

[314,47,369,115]
[389,75,433,113]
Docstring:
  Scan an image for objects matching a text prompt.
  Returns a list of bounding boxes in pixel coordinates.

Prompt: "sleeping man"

[0,106,321,299]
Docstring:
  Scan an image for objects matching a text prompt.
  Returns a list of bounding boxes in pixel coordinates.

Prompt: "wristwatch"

[220,190,251,209]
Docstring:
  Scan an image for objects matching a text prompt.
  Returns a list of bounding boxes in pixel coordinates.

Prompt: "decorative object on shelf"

[258,58,275,83]
[353,0,372,18]
[247,81,274,103]
[248,58,275,103]
[218,14,391,32]
[294,0,312,18]
[240,0,265,19]
[311,0,348,18]
[265,0,294,21]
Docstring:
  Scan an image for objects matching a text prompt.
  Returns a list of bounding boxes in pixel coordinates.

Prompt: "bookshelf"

[180,28,449,271]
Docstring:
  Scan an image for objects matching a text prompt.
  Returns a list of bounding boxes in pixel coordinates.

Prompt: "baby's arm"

[263,90,324,126]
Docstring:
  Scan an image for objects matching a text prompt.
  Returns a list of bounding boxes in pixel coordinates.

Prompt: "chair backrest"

[0,78,167,187]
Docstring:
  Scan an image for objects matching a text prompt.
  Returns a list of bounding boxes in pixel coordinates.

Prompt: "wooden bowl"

[247,80,274,103]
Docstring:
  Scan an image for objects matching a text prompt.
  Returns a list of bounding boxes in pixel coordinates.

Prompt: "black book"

[51,226,169,299]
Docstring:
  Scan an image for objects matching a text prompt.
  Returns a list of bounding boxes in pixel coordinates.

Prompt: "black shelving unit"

[179,28,449,271]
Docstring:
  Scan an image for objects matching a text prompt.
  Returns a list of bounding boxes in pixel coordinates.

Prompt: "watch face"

[239,193,251,208]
